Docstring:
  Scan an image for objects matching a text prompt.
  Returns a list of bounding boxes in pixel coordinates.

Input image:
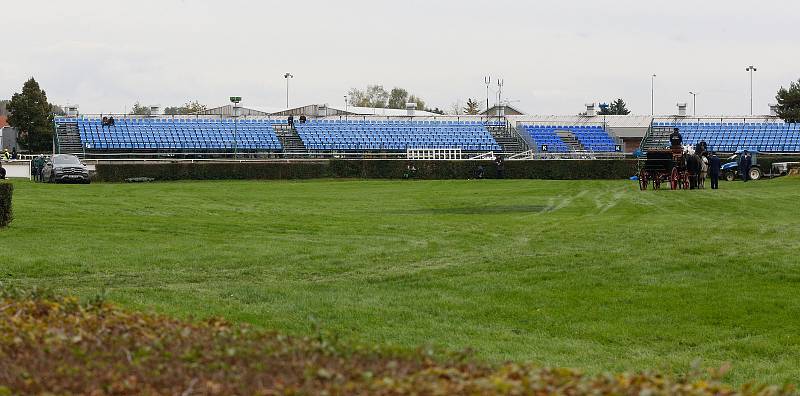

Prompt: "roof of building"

[195,105,271,116]
[306,105,440,117]
[480,104,527,116]
[0,116,8,128]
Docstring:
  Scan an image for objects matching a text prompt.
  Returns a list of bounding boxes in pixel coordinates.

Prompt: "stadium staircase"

[556,131,584,151]
[640,125,672,151]
[55,120,84,156]
[487,123,528,153]
[274,124,307,153]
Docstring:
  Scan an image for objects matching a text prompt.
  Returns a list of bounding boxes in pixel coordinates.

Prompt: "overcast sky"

[3,0,798,116]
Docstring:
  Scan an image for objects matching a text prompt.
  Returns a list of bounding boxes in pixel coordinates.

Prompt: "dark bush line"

[1,295,795,395]
[94,160,639,182]
[0,183,12,228]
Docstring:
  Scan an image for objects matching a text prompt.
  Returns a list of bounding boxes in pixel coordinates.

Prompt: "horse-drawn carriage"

[637,148,691,190]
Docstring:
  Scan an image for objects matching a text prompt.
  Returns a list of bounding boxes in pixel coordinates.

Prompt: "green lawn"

[2,177,799,385]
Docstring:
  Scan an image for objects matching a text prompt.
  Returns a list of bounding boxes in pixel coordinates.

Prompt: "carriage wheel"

[639,170,648,190]
[670,167,679,190]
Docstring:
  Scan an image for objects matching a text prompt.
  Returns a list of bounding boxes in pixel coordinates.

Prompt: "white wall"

[1,160,31,179]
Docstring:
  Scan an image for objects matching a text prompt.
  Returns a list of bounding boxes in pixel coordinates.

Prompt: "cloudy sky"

[3,0,798,116]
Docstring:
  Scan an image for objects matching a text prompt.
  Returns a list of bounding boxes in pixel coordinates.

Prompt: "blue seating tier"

[70,118,283,151]
[653,121,800,152]
[295,120,501,152]
[521,125,617,153]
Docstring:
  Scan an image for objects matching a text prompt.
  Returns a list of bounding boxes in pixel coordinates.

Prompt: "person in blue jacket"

[709,152,721,189]
[739,150,753,182]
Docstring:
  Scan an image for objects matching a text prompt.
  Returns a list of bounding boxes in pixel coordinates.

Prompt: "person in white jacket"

[699,153,709,189]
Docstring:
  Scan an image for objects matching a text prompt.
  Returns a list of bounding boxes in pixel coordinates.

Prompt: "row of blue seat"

[521,125,618,153]
[296,121,501,152]
[657,121,800,152]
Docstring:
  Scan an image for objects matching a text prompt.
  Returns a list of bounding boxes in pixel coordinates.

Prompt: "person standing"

[740,150,752,182]
[669,128,683,149]
[34,155,45,182]
[709,152,721,189]
[11,147,18,160]
[699,153,708,189]
[495,156,505,179]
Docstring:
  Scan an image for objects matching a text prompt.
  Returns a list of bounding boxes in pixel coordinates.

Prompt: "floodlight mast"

[230,96,242,159]
[284,73,294,108]
[746,66,757,115]
[484,76,491,114]
[689,92,698,116]
[651,74,657,115]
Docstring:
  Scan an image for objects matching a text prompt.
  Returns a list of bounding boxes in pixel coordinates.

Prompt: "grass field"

[2,177,799,385]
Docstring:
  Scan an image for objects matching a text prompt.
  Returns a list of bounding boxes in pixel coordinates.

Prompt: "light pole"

[344,95,348,119]
[689,92,698,116]
[496,78,504,118]
[484,75,491,113]
[284,73,294,108]
[651,74,656,115]
[230,96,241,159]
[746,65,757,115]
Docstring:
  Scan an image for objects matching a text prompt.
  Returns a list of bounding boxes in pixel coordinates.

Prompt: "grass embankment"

[1,178,799,384]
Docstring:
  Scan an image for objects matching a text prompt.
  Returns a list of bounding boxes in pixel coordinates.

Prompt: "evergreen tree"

[6,78,55,152]
[463,98,480,115]
[598,98,631,115]
[776,79,800,123]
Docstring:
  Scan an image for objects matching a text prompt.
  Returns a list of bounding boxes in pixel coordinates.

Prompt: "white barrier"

[1,160,32,180]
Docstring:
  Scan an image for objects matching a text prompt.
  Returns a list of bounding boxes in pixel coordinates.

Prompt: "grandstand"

[643,119,800,153]
[51,113,800,158]
[295,120,501,152]
[518,124,617,153]
[74,117,284,151]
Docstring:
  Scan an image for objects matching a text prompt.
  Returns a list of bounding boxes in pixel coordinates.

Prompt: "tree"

[129,102,151,115]
[51,104,66,116]
[463,98,481,115]
[0,100,10,116]
[387,88,408,109]
[598,98,631,115]
[6,78,55,152]
[348,85,389,108]
[409,95,425,110]
[776,79,800,123]
[349,85,429,110]
[426,107,445,115]
[164,101,208,115]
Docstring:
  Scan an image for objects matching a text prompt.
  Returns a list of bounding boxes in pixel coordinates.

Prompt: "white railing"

[406,148,463,160]
[508,150,625,160]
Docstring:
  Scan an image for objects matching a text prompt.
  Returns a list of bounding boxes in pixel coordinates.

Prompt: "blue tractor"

[722,150,762,181]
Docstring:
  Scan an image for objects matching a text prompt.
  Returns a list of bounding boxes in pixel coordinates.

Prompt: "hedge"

[94,160,639,182]
[0,183,12,228]
[1,294,794,395]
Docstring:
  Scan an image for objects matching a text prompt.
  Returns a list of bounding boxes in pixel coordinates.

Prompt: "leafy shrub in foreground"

[0,295,796,395]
